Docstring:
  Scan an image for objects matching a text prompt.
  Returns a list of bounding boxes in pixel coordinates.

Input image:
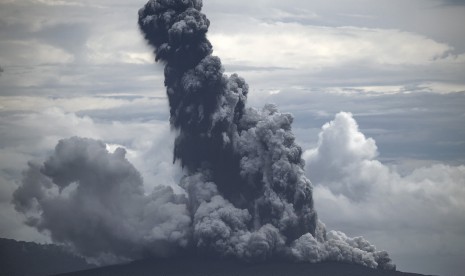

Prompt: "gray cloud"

[441,0,465,5]
[36,23,90,60]
[13,137,191,264]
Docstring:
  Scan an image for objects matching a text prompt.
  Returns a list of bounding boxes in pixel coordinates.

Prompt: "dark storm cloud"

[137,0,319,255]
[141,0,393,268]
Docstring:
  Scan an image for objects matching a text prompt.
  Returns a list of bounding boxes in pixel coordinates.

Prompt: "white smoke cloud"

[304,111,465,207]
[304,112,379,201]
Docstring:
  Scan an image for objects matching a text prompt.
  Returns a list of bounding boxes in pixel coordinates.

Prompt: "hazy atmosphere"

[1,0,464,276]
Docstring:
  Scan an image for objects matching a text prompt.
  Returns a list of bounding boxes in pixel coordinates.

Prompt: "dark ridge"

[55,256,433,276]
[0,238,94,276]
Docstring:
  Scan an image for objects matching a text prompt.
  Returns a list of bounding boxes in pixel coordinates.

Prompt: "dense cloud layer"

[13,0,395,270]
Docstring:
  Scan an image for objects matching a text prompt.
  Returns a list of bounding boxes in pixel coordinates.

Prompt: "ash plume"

[138,0,317,245]
[12,0,395,270]
[13,137,191,264]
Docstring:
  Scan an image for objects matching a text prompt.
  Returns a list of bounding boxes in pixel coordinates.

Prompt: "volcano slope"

[56,257,433,276]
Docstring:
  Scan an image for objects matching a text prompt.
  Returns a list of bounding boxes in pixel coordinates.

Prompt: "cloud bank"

[304,112,465,274]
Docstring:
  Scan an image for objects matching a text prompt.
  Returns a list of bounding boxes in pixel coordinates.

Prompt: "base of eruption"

[55,257,428,276]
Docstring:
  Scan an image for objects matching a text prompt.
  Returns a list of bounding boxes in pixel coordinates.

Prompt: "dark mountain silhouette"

[55,256,434,276]
[0,238,94,276]
[0,238,435,276]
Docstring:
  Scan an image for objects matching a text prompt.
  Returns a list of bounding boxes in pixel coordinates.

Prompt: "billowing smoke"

[13,137,191,264]
[12,0,395,270]
[137,0,317,246]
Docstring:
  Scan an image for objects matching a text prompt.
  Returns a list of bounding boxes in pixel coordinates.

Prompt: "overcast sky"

[0,0,464,275]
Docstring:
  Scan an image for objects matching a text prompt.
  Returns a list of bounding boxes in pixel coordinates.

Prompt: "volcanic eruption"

[12,0,395,270]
